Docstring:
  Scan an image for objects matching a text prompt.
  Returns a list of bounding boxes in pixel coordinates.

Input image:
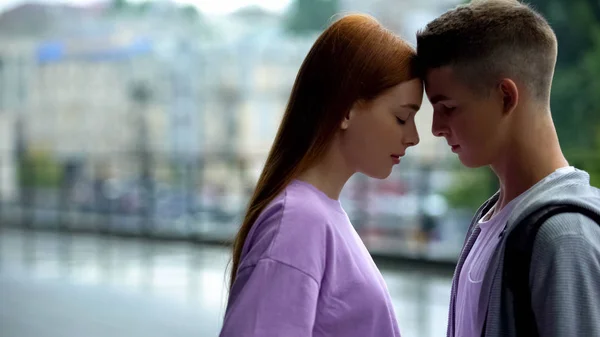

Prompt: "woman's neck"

[296,146,354,200]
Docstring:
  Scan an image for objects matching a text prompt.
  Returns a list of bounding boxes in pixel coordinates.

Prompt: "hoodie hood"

[504,168,600,232]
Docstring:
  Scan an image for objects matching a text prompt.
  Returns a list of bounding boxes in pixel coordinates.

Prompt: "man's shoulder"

[533,210,600,256]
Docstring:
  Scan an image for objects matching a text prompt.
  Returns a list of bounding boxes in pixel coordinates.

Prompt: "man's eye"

[434,103,456,114]
[396,117,406,125]
[443,105,456,112]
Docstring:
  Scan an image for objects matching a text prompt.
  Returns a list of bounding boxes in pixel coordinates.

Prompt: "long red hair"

[229,14,418,289]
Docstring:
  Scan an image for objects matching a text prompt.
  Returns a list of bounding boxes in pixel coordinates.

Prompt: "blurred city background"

[0,0,598,336]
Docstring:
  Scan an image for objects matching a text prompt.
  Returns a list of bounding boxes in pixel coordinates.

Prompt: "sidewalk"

[0,228,452,337]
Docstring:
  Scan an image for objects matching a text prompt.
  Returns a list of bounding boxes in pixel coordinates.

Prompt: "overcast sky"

[0,0,293,15]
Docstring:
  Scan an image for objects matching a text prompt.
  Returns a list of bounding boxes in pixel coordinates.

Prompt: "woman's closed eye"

[396,117,406,125]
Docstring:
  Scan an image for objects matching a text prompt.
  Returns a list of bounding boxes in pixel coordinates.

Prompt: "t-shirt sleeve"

[219,258,320,337]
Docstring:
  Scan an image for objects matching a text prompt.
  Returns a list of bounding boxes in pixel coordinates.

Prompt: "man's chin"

[362,166,394,180]
[457,154,488,169]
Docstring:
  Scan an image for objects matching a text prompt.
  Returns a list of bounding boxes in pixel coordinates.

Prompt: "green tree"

[19,150,62,188]
[526,1,600,154]
[285,0,340,35]
[589,129,600,187]
[526,0,600,68]
[550,27,600,188]
[443,164,497,212]
[110,0,131,12]
[181,4,201,21]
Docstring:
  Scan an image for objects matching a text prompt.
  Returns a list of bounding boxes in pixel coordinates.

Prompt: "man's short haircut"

[416,0,558,102]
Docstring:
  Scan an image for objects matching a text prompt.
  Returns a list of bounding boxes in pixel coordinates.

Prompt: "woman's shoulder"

[249,181,339,249]
[241,181,345,279]
[255,180,344,232]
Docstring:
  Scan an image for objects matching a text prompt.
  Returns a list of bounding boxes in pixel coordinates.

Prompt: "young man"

[416,1,600,336]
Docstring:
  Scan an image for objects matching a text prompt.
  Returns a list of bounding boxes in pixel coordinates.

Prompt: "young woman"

[220,13,422,337]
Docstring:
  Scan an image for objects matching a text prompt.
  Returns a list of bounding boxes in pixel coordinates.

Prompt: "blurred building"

[340,0,461,40]
[195,7,315,211]
[0,3,205,182]
[0,100,17,203]
[0,0,457,221]
[0,37,36,202]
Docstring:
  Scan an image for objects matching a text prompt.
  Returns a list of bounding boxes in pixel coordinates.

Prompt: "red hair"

[229,13,418,289]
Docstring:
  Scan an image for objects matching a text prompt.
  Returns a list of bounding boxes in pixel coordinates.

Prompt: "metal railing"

[1,150,499,263]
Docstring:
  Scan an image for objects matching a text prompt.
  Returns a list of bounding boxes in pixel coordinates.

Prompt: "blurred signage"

[36,35,153,63]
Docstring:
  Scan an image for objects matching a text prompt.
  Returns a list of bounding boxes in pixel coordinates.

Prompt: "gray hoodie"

[447,168,600,337]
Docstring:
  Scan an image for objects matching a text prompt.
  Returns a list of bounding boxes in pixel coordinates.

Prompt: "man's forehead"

[424,66,460,101]
[425,66,455,86]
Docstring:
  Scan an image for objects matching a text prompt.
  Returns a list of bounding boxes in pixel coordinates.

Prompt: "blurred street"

[0,228,452,337]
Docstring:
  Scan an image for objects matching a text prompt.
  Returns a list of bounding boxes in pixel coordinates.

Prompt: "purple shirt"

[220,179,401,337]
[454,197,518,337]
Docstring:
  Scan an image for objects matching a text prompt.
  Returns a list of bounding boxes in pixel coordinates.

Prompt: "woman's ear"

[341,109,353,130]
[342,101,364,130]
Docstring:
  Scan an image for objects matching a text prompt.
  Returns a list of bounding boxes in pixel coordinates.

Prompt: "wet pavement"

[0,228,453,337]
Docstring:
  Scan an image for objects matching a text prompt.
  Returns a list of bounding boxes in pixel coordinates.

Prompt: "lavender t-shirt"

[220,179,401,337]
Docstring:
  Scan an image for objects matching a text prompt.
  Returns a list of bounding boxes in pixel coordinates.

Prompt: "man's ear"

[498,78,519,115]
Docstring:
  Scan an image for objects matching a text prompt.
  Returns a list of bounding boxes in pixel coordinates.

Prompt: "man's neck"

[490,113,569,213]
